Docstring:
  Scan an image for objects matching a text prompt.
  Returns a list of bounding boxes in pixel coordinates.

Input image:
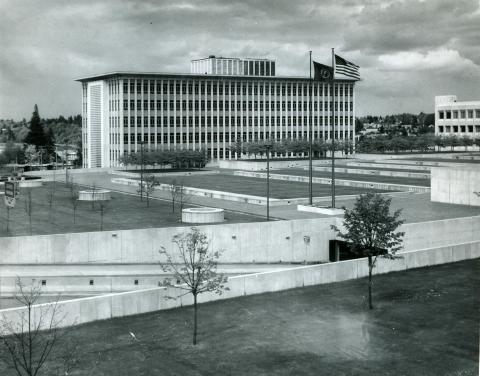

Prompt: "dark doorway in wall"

[329,240,359,262]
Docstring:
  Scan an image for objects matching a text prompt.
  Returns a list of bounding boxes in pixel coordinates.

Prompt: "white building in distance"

[435,95,480,139]
[77,57,357,168]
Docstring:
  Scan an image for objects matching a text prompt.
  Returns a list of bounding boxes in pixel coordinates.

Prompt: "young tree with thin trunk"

[169,179,190,213]
[46,174,56,222]
[23,188,33,235]
[98,201,107,231]
[0,278,77,376]
[331,193,405,309]
[69,178,80,224]
[159,228,229,345]
[90,182,97,210]
[144,175,158,207]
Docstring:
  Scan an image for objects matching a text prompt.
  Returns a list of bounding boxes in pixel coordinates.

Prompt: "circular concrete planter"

[182,207,224,223]
[78,190,111,201]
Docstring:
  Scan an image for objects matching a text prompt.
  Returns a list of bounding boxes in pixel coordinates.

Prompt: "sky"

[0,0,479,120]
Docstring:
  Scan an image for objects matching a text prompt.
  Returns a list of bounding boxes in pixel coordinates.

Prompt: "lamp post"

[265,143,272,221]
[139,141,145,202]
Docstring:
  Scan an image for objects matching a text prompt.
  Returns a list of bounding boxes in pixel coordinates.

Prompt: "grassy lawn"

[273,168,431,187]
[0,182,265,236]
[154,174,391,199]
[0,259,476,375]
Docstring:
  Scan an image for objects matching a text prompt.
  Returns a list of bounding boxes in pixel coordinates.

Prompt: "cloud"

[378,48,479,72]
[0,0,479,119]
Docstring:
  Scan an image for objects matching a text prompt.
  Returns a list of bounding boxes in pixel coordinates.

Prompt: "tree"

[44,128,56,162]
[0,278,77,376]
[90,182,97,210]
[24,105,48,150]
[24,145,39,165]
[434,135,446,152]
[460,135,473,151]
[159,228,229,345]
[0,142,25,165]
[98,201,108,231]
[46,178,56,223]
[69,178,80,224]
[331,193,405,309]
[23,188,33,235]
[169,179,190,213]
[74,140,82,167]
[144,175,158,207]
[474,137,480,150]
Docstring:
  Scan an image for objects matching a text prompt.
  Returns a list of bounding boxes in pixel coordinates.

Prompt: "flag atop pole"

[334,54,360,80]
[331,48,336,208]
[313,61,333,81]
[309,51,313,205]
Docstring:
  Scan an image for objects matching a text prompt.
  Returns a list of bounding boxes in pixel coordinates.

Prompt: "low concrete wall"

[24,168,113,177]
[308,166,430,179]
[234,171,430,193]
[112,177,288,206]
[297,205,345,216]
[346,161,431,171]
[431,166,480,207]
[218,159,331,171]
[354,152,478,160]
[111,170,219,178]
[1,241,478,334]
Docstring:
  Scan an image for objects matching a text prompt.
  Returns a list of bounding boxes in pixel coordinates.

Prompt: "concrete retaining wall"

[234,171,430,193]
[431,166,480,207]
[0,218,336,265]
[1,216,478,268]
[1,241,478,334]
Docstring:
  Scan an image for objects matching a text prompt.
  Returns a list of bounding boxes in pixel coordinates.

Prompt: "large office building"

[435,95,480,138]
[77,56,357,168]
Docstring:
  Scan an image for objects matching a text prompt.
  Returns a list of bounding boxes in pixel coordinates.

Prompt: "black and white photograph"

[0,0,479,374]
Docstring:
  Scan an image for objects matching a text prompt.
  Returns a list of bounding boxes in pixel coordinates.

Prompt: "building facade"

[435,95,480,139]
[77,57,357,168]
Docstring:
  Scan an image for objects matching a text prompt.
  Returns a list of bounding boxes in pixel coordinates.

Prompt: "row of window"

[122,131,354,144]
[438,125,480,133]
[122,99,353,112]
[438,109,480,120]
[120,80,353,97]
[122,115,354,127]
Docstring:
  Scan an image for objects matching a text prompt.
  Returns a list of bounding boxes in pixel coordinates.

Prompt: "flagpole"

[309,50,313,205]
[331,48,336,208]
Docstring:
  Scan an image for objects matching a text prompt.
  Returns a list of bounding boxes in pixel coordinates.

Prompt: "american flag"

[334,54,360,80]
